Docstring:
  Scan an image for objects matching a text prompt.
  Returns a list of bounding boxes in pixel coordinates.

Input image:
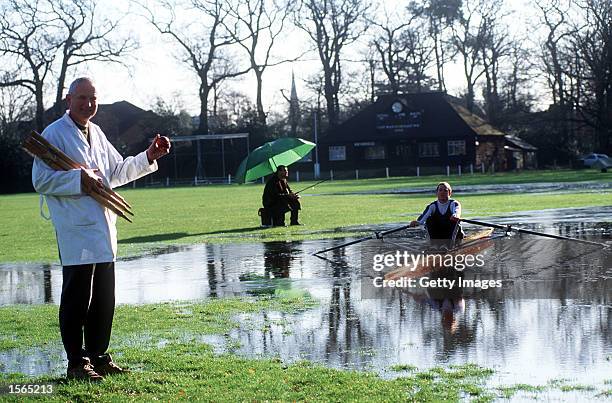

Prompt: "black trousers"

[268,199,301,226]
[60,262,115,366]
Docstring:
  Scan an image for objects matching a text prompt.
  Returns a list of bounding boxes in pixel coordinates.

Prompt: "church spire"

[289,71,300,136]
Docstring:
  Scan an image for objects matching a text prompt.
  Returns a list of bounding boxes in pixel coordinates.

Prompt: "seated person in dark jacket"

[262,165,301,226]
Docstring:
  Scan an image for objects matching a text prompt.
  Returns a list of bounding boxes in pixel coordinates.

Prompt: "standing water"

[1,207,610,395]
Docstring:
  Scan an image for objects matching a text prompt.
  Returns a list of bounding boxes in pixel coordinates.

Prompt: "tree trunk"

[35,84,45,132]
[254,68,266,126]
[198,83,210,134]
[55,57,69,120]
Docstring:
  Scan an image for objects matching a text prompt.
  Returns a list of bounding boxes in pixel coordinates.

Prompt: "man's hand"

[409,220,419,227]
[81,168,104,194]
[450,216,460,223]
[289,193,300,201]
[146,134,171,162]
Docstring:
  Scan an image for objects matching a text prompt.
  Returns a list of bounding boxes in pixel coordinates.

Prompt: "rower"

[410,182,465,244]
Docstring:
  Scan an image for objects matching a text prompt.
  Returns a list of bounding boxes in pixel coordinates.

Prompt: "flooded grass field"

[1,206,611,399]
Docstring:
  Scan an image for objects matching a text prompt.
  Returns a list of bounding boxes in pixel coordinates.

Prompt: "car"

[579,153,610,167]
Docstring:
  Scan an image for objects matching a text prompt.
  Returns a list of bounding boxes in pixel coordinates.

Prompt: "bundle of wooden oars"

[22,130,134,223]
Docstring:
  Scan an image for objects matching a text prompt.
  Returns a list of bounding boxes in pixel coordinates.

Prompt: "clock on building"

[391,101,403,113]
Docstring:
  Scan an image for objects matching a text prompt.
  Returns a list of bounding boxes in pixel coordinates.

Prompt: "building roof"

[505,134,538,151]
[447,102,505,136]
[321,92,506,144]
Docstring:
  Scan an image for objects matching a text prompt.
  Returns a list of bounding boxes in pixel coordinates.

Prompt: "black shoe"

[67,357,104,382]
[290,222,303,226]
[92,353,130,376]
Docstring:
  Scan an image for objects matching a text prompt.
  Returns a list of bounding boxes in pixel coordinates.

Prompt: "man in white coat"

[32,77,171,381]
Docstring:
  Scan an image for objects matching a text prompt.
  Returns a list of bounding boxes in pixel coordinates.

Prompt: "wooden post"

[356,169,359,180]
[446,165,450,176]
[386,167,389,178]
[470,163,474,175]
[296,171,300,182]
[458,165,462,176]
[330,170,334,181]
[416,166,420,177]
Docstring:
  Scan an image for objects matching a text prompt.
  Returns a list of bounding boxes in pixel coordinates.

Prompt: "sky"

[70,0,541,117]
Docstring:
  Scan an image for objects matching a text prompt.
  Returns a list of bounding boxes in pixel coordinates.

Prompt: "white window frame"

[418,142,439,157]
[364,145,386,160]
[329,145,346,161]
[447,140,466,156]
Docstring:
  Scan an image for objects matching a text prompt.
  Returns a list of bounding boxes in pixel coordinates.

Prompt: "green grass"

[0,298,497,402]
[0,295,318,352]
[390,364,418,372]
[296,168,608,193]
[1,298,608,401]
[497,383,546,398]
[1,169,610,262]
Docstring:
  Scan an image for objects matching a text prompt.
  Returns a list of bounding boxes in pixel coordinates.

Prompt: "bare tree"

[294,0,369,129]
[368,13,435,95]
[500,41,536,113]
[536,0,574,107]
[0,0,55,132]
[0,0,137,130]
[368,10,414,95]
[50,0,137,118]
[533,0,583,158]
[142,0,250,134]
[410,0,462,92]
[402,25,436,92]
[478,0,510,123]
[223,0,296,127]
[0,80,34,136]
[451,0,487,112]
[565,0,612,153]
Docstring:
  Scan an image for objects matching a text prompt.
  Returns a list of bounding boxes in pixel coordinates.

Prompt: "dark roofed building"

[91,101,160,155]
[504,134,538,170]
[320,92,536,173]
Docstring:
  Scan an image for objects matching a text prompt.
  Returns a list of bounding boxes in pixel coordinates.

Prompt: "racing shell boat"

[384,228,495,281]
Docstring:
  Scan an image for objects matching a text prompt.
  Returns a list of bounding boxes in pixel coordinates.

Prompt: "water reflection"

[263,241,295,278]
[1,207,611,388]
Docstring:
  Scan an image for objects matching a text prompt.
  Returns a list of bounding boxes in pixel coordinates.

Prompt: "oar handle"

[460,218,607,247]
[378,224,411,238]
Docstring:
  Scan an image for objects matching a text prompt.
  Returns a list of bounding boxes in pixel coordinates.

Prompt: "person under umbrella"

[262,165,301,226]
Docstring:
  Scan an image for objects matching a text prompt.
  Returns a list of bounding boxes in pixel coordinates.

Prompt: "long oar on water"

[460,218,608,247]
[314,224,411,255]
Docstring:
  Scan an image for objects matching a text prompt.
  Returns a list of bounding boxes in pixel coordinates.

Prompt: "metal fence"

[132,163,497,188]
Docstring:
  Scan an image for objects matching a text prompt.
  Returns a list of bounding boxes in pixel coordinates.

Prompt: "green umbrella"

[235,137,316,183]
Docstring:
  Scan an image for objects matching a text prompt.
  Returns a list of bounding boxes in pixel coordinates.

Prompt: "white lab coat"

[32,112,157,265]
